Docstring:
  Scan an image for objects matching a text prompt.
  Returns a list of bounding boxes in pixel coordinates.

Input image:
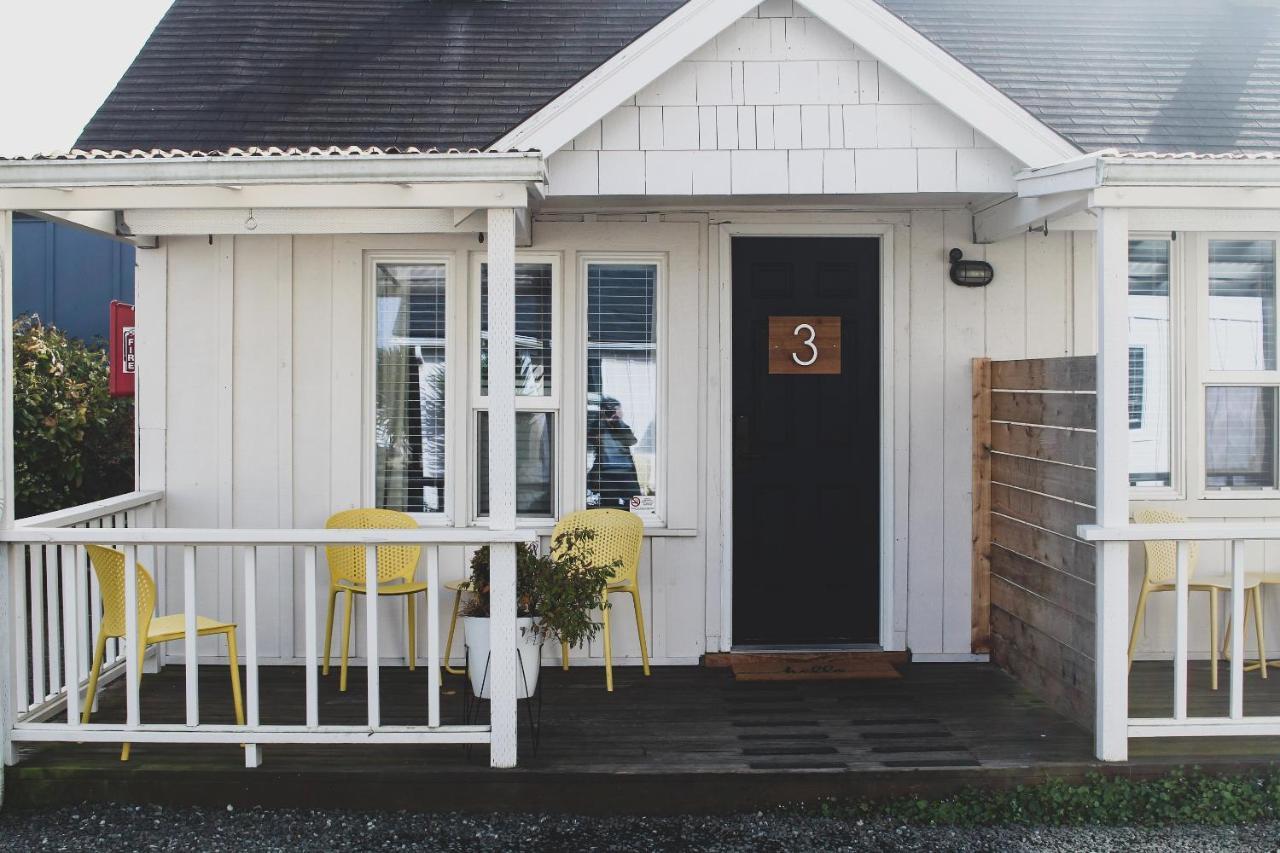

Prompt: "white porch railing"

[1,495,534,768]
[1081,522,1280,740]
[8,490,163,726]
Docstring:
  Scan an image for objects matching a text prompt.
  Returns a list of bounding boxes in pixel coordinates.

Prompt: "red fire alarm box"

[109,301,136,398]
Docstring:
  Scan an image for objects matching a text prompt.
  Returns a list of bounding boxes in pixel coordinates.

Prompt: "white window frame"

[468,252,563,524]
[1192,232,1280,500]
[578,252,667,526]
[363,251,461,527]
[1128,233,1184,501]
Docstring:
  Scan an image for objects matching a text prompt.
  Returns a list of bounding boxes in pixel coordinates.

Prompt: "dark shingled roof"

[76,0,687,152]
[880,0,1280,154]
[75,0,1280,155]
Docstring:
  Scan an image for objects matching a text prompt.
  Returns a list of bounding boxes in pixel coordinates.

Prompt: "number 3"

[792,323,818,366]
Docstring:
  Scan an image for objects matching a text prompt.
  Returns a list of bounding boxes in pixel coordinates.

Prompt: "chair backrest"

[1133,507,1200,584]
[324,508,422,586]
[85,544,157,642]
[551,508,644,586]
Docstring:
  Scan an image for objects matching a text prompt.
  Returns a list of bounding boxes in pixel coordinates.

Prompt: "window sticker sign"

[767,316,841,374]
[630,495,657,513]
[109,301,136,398]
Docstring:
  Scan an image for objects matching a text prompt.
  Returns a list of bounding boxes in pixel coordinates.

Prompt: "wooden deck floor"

[6,660,1280,813]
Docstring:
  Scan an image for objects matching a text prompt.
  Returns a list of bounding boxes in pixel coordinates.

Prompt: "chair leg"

[602,594,614,693]
[321,588,338,676]
[121,660,145,762]
[445,588,465,676]
[340,590,355,693]
[630,588,651,677]
[1254,587,1268,678]
[1210,590,1220,692]
[226,629,245,726]
[1127,584,1150,671]
[82,631,108,724]
[407,594,417,671]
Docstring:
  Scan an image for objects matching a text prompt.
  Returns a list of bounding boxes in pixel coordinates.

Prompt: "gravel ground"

[2,805,1280,852]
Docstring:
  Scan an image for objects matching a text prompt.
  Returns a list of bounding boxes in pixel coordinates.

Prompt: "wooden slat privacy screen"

[973,356,1096,730]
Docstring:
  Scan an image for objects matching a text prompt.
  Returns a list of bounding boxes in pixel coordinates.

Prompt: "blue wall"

[13,214,135,343]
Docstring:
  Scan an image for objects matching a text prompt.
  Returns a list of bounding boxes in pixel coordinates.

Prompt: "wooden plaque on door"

[768,316,841,374]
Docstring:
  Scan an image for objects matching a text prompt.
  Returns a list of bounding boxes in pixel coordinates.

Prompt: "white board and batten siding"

[150,223,708,667]
[143,212,1096,664]
[547,3,1021,197]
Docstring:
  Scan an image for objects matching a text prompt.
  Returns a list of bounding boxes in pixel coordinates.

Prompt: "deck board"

[6,661,1280,812]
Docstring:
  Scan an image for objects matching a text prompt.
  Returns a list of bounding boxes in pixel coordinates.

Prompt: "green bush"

[12,316,134,517]
[805,769,1280,827]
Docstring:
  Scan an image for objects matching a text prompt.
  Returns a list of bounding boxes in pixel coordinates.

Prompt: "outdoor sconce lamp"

[949,248,995,287]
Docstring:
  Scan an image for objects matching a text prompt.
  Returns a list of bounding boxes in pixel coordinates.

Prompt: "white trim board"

[492,0,1078,169]
[715,222,900,652]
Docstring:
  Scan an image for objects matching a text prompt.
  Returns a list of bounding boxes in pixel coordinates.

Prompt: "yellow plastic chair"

[1131,508,1265,690]
[555,509,650,692]
[83,544,244,761]
[323,509,425,691]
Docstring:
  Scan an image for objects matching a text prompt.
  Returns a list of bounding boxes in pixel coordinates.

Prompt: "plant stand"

[460,643,544,758]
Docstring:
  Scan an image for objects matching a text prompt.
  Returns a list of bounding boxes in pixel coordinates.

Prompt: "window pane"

[480,263,553,397]
[375,263,446,513]
[1206,386,1277,490]
[586,263,657,512]
[1208,239,1276,371]
[1128,239,1172,488]
[476,412,555,517]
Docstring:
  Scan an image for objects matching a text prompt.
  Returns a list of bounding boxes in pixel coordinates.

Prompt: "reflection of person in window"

[588,395,642,509]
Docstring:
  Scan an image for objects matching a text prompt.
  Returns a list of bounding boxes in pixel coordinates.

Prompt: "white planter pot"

[462,615,543,700]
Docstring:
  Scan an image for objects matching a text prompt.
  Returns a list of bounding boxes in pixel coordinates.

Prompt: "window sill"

[472,523,697,538]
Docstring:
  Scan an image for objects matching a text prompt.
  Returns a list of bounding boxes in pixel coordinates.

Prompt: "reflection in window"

[586,263,658,512]
[1128,240,1172,488]
[1206,386,1277,490]
[1208,240,1276,372]
[476,412,555,517]
[480,263,553,397]
[375,263,446,513]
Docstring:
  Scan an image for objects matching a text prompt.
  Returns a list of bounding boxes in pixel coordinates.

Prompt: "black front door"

[732,237,880,646]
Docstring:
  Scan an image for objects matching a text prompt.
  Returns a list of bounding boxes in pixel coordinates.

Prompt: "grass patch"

[800,770,1280,826]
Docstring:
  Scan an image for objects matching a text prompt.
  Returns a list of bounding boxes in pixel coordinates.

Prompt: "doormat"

[730,652,904,682]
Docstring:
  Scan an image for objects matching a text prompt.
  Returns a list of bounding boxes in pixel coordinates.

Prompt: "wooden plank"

[991,484,1095,542]
[991,612,1095,730]
[731,652,906,681]
[990,422,1096,468]
[990,545,1095,621]
[991,356,1096,393]
[990,453,1095,505]
[990,515,1095,581]
[991,576,1094,658]
[972,357,992,654]
[991,390,1095,430]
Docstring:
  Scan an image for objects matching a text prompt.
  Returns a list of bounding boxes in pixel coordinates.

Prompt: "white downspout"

[0,209,15,802]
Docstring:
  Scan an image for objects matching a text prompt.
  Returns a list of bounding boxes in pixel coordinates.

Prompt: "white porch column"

[0,210,15,770]
[1094,206,1130,761]
[486,208,519,768]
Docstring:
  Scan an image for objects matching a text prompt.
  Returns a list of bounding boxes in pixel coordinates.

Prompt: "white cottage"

[3,0,1280,781]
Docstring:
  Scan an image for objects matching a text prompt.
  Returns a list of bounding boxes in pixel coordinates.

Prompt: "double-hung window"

[584,259,661,517]
[1203,238,1279,492]
[474,257,559,520]
[373,260,449,515]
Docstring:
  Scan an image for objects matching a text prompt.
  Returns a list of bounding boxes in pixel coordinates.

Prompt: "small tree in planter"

[462,528,618,697]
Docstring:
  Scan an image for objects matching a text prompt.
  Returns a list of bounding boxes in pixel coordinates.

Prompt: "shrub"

[12,316,134,517]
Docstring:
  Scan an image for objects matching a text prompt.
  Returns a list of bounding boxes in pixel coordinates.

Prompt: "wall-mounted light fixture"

[949,248,994,287]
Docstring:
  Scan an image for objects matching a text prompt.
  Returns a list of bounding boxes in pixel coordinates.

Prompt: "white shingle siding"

[548,7,1023,196]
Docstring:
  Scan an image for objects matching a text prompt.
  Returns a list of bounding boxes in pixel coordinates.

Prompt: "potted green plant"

[461,528,618,698]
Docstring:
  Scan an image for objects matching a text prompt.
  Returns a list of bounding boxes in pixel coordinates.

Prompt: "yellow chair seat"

[146,614,237,644]
[335,579,430,596]
[1148,573,1264,593]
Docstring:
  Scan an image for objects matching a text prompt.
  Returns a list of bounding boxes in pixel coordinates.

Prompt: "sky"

[0,1,175,156]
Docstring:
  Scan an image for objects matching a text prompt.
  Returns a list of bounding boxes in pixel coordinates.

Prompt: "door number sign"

[768,316,841,374]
